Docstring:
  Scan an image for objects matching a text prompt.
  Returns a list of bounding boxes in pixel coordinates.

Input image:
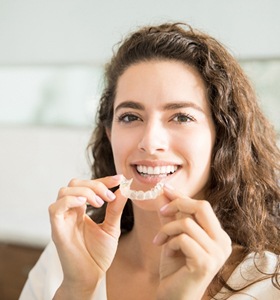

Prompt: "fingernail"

[112,174,123,181]
[165,248,176,257]
[95,195,104,206]
[164,183,174,191]
[153,232,168,245]
[106,190,116,200]
[77,196,87,203]
[160,203,169,213]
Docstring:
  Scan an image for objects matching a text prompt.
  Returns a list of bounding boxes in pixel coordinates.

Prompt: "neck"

[119,204,162,276]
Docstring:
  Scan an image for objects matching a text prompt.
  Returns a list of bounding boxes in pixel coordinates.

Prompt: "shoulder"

[238,251,278,276]
[215,251,280,299]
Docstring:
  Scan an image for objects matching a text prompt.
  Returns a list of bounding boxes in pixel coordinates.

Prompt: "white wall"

[0,126,92,246]
[0,0,280,66]
[0,0,279,246]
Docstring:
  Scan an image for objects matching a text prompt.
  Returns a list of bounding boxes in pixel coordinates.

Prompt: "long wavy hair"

[87,23,280,296]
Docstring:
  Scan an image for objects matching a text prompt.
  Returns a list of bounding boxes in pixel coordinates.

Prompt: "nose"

[137,120,168,154]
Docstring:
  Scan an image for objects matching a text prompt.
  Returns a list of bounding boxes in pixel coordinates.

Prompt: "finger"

[57,186,105,207]
[165,234,206,263]
[155,193,175,226]
[67,174,123,203]
[154,218,214,253]
[102,189,128,237]
[167,234,229,274]
[68,174,123,189]
[95,174,124,188]
[49,196,87,243]
[155,212,232,260]
[49,195,87,217]
[162,184,222,240]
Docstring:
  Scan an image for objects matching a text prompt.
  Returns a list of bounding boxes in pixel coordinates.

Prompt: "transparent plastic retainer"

[119,177,164,200]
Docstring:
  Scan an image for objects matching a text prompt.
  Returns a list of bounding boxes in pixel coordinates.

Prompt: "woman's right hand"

[48,175,127,299]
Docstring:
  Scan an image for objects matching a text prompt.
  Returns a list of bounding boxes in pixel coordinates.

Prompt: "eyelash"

[171,113,196,123]
[117,113,141,123]
[116,112,196,124]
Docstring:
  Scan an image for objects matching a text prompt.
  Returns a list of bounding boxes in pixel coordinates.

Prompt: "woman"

[20,23,280,299]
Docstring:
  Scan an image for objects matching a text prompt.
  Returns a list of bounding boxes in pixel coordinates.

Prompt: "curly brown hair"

[87,22,280,296]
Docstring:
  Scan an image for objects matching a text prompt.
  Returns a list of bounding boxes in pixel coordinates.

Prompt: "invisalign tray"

[119,177,164,200]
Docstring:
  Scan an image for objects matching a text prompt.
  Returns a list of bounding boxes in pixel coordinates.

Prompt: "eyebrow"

[115,101,145,113]
[162,102,204,113]
[114,100,205,114]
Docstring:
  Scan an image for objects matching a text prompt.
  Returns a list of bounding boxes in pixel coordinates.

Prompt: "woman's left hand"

[154,184,232,300]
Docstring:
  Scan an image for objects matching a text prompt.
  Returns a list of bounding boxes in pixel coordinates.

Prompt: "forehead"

[114,60,209,111]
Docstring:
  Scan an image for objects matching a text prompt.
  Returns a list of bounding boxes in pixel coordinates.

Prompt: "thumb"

[102,189,128,237]
[156,193,175,226]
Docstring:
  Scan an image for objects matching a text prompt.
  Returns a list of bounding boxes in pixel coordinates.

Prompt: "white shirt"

[20,241,280,299]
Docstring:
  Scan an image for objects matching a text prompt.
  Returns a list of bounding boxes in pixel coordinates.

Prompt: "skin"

[109,60,216,203]
[49,60,232,300]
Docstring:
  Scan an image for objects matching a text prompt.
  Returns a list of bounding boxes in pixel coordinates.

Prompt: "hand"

[154,184,232,300]
[49,175,127,298]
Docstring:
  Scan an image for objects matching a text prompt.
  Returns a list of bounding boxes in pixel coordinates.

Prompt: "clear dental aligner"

[119,177,164,200]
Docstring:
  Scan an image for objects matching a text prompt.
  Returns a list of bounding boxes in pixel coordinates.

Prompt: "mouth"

[135,164,180,178]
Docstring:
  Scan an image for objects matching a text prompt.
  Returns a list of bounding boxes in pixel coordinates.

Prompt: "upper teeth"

[136,165,178,175]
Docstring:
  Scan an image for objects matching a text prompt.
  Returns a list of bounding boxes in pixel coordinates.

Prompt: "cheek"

[194,132,215,185]
[110,128,133,173]
[196,123,215,156]
[179,127,215,176]
[110,138,123,173]
[181,129,214,156]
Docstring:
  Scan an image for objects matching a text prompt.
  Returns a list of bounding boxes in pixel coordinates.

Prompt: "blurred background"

[0,0,279,299]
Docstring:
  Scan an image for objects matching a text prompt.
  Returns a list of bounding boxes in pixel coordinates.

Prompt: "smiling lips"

[136,165,178,177]
[121,163,179,200]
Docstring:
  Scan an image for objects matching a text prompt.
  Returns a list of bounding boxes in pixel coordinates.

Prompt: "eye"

[171,113,195,124]
[117,113,141,123]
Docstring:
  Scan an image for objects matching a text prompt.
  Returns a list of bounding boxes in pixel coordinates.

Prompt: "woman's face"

[108,60,216,201]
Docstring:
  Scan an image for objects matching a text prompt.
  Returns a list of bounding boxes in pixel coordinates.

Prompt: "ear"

[106,127,111,142]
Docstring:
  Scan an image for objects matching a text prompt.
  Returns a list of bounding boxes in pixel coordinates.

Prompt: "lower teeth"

[140,172,173,177]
